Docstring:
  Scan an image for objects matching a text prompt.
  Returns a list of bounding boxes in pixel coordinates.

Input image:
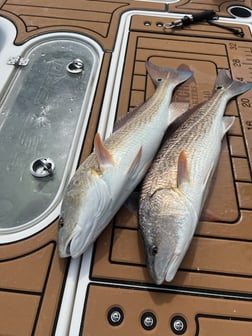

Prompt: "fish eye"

[157,78,163,83]
[151,245,158,256]
[58,217,64,228]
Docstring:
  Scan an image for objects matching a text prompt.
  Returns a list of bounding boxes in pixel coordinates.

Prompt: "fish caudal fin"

[215,69,252,99]
[146,61,192,87]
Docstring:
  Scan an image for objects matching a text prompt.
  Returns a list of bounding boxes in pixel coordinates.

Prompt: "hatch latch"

[7,56,29,67]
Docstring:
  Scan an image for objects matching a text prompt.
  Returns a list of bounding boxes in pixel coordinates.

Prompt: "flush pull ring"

[66,58,84,74]
[30,158,55,178]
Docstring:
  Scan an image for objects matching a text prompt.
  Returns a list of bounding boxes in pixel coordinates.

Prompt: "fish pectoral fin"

[168,102,189,126]
[126,146,142,179]
[222,116,235,137]
[94,133,115,168]
[177,150,190,188]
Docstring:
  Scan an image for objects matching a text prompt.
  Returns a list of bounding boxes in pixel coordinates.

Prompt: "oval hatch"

[0,34,102,233]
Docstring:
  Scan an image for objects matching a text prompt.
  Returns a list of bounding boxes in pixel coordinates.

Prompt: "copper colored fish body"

[58,61,192,258]
[139,70,252,285]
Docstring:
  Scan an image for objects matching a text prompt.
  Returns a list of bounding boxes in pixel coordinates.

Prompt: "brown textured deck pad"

[91,16,252,296]
[0,1,252,335]
[0,0,165,49]
[81,284,252,335]
[0,221,69,335]
[0,291,39,336]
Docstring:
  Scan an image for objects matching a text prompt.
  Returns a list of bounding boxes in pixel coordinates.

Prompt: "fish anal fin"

[202,162,215,191]
[94,133,115,168]
[177,150,190,188]
[200,209,221,222]
[222,116,235,137]
[113,107,138,132]
[127,146,142,179]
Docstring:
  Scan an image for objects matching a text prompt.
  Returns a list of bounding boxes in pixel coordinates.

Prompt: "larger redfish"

[58,61,192,258]
[139,70,252,284]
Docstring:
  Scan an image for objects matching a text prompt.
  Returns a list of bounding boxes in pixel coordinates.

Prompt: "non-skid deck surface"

[0,1,251,335]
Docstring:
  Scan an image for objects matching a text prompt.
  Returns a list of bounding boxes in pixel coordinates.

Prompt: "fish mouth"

[164,254,180,282]
[58,236,72,258]
[66,234,83,258]
[145,248,167,284]
[151,259,168,285]
[61,226,93,258]
[68,239,80,258]
[152,253,180,285]
[58,229,83,258]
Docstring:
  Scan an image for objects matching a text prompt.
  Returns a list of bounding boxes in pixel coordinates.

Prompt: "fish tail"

[146,61,192,87]
[215,69,252,98]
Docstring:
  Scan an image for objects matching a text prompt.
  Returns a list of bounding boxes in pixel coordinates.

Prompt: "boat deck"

[0,1,252,335]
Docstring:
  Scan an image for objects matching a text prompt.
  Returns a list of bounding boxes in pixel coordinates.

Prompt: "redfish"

[58,61,192,258]
[139,70,252,284]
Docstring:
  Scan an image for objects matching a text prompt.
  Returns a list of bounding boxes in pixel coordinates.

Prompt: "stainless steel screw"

[110,310,122,323]
[173,319,184,332]
[143,315,154,328]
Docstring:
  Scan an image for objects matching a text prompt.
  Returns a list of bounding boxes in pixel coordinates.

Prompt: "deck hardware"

[7,56,29,67]
[30,158,55,178]
[66,58,84,74]
[163,10,243,37]
[107,307,124,326]
[156,22,163,27]
[141,312,157,330]
[170,316,187,335]
[144,21,151,26]
[163,10,217,29]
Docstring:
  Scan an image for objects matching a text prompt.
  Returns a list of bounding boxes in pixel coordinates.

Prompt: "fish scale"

[139,69,252,285]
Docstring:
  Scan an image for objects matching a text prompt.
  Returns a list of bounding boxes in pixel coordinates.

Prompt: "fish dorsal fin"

[94,133,115,168]
[127,146,142,179]
[169,102,189,125]
[113,107,138,132]
[222,116,235,137]
[177,150,190,188]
